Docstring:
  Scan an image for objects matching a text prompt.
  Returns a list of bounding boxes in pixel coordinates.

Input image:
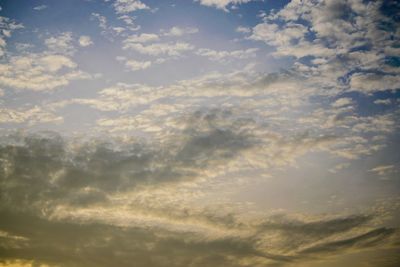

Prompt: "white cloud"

[369,165,396,177]
[123,41,194,56]
[91,13,107,30]
[196,48,258,62]
[112,27,126,34]
[236,26,251,33]
[44,32,75,55]
[124,59,152,71]
[248,0,400,93]
[124,33,159,43]
[373,99,391,105]
[78,35,93,47]
[0,16,24,57]
[118,15,141,31]
[350,73,400,92]
[33,5,47,11]
[39,54,77,72]
[122,33,195,57]
[113,0,149,14]
[0,53,91,91]
[0,106,62,124]
[15,43,34,51]
[250,22,308,47]
[91,13,131,40]
[196,0,253,11]
[163,26,199,37]
[331,97,353,108]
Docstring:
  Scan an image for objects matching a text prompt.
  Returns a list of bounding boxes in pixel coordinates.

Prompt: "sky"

[0,0,399,266]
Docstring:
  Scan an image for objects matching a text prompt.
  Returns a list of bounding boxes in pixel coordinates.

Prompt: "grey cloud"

[300,227,395,255]
[0,109,257,211]
[0,109,398,266]
[258,215,372,237]
[0,208,397,267]
[0,210,258,267]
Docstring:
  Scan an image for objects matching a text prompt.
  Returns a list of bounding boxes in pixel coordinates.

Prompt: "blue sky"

[0,0,399,266]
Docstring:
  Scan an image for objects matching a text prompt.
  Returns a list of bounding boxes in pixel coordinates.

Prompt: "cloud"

[113,0,149,14]
[1,1,399,266]
[78,35,93,47]
[118,15,141,31]
[47,67,396,165]
[196,48,258,62]
[249,0,400,93]
[0,53,91,91]
[331,97,353,108]
[369,165,396,177]
[124,33,159,43]
[123,41,194,56]
[91,13,123,40]
[44,32,75,55]
[0,16,24,57]
[0,115,398,265]
[124,59,152,71]
[33,5,47,11]
[91,13,107,30]
[374,99,392,105]
[196,0,254,11]
[91,13,141,40]
[250,22,307,48]
[15,42,34,52]
[350,73,400,93]
[53,83,162,112]
[0,109,258,211]
[163,26,199,37]
[0,205,397,267]
[121,32,195,58]
[236,26,251,33]
[0,106,62,125]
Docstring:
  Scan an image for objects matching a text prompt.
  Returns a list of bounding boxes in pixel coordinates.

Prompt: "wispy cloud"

[33,5,47,11]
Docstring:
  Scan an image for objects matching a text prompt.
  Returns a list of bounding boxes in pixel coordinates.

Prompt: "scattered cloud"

[91,13,107,30]
[124,59,152,71]
[196,48,258,62]
[44,32,75,55]
[0,1,399,266]
[0,53,91,91]
[0,106,62,125]
[118,15,141,31]
[113,0,149,14]
[33,5,47,11]
[123,41,194,56]
[331,97,353,108]
[374,99,392,105]
[78,35,93,47]
[0,16,24,57]
[369,165,396,178]
[196,0,254,11]
[124,33,159,43]
[249,0,400,93]
[236,26,251,33]
[350,73,400,93]
[163,26,199,37]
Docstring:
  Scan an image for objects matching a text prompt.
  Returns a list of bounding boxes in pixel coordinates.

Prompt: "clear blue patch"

[385,56,400,67]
